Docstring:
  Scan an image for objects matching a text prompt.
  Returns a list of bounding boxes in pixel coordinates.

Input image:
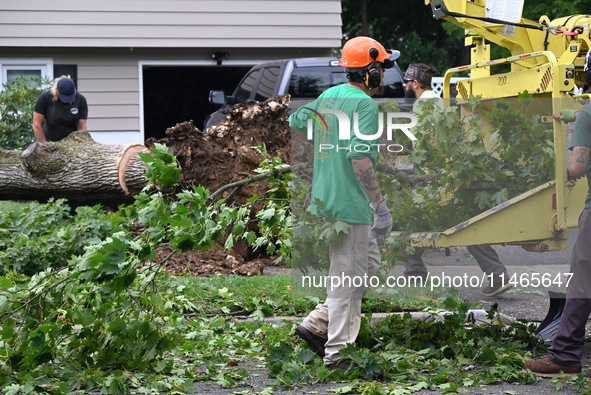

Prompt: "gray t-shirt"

[570,103,591,208]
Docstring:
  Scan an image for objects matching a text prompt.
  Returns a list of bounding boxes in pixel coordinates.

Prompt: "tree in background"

[341,0,468,73]
[341,0,589,74]
[523,0,589,21]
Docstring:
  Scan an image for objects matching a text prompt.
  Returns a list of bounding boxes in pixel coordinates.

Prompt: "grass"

[157,272,447,318]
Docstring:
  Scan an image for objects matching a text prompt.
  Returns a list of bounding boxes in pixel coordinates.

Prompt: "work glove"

[552,108,577,123]
[369,200,393,247]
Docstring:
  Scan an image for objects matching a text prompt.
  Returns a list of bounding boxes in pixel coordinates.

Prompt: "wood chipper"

[393,0,591,339]
[400,0,591,254]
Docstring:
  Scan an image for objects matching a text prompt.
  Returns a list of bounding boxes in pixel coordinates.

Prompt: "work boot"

[481,274,513,297]
[326,358,352,372]
[524,357,582,377]
[295,326,326,357]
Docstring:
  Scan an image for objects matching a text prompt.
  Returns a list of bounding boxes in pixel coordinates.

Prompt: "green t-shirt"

[289,84,380,224]
[570,103,591,208]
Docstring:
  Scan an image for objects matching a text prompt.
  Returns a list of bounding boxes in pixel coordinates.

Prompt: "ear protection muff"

[364,48,382,89]
[364,63,382,89]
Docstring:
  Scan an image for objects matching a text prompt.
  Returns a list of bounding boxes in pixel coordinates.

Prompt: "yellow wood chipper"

[403,0,591,253]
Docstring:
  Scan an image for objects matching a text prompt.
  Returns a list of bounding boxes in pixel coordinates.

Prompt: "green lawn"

[157,272,446,318]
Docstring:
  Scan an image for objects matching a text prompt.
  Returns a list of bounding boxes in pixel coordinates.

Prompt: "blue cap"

[57,78,76,103]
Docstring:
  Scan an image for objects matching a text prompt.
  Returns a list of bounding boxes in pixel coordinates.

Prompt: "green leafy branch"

[379,97,555,235]
[0,143,299,393]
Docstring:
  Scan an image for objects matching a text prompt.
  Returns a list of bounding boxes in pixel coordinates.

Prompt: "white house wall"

[0,0,342,48]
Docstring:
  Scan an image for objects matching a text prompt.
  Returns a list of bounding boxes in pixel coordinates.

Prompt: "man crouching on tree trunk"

[288,36,394,370]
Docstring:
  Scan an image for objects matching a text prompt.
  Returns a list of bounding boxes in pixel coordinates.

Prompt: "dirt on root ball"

[145,94,292,205]
[151,245,277,277]
[143,95,296,276]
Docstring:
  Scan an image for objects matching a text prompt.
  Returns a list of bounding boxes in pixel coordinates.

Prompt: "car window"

[374,66,405,98]
[255,66,281,102]
[288,67,349,98]
[234,69,261,102]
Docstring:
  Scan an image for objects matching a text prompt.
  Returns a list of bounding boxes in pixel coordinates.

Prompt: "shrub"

[0,199,125,275]
[0,77,50,150]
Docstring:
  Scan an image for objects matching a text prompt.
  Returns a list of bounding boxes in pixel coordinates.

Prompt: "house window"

[7,69,42,82]
[0,59,53,88]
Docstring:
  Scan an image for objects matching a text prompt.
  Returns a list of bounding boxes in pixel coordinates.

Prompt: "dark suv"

[205,56,406,130]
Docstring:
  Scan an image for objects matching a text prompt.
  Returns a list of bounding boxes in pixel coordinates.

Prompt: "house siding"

[0,1,342,48]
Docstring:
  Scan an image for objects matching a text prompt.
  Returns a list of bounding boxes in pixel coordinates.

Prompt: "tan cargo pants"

[299,223,381,364]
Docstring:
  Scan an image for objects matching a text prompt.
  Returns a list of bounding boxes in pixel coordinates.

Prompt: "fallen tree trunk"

[0,131,148,207]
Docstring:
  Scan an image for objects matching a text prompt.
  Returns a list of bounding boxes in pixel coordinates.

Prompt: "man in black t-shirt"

[32,76,88,142]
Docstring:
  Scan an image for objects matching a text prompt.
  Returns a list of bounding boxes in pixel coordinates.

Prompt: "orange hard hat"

[339,36,393,69]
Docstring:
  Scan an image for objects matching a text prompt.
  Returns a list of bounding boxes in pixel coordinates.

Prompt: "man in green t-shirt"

[289,36,394,369]
[525,96,591,376]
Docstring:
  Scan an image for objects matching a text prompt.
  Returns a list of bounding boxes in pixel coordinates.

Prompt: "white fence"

[431,76,468,97]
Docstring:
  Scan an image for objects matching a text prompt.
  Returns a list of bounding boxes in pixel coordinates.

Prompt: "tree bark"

[0,131,148,207]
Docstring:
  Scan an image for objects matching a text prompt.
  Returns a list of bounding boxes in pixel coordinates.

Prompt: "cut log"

[0,131,148,207]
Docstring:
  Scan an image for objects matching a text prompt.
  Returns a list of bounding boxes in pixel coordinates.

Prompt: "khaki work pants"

[299,223,381,364]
